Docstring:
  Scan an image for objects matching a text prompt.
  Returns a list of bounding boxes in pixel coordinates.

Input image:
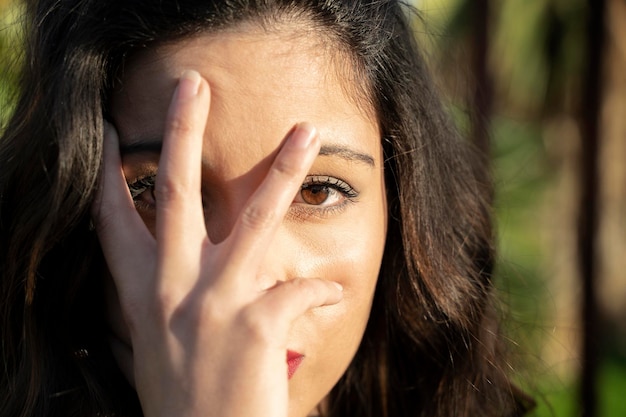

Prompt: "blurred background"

[413,0,626,416]
[1,0,625,416]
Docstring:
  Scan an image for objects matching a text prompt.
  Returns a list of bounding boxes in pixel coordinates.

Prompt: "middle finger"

[221,122,320,281]
[156,70,211,271]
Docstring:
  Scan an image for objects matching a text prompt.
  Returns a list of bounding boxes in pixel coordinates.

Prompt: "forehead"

[110,26,381,172]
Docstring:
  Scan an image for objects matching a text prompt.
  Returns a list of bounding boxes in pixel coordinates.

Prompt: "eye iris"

[301,185,330,205]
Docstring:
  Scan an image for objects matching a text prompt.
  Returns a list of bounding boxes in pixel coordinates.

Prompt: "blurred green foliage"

[525,358,626,417]
[0,0,23,127]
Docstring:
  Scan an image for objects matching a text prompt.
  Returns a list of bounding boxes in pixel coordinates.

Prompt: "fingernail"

[333,282,343,292]
[289,122,317,149]
[177,70,201,99]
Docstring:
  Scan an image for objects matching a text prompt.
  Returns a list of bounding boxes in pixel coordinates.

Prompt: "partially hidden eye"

[127,175,156,207]
[295,176,358,207]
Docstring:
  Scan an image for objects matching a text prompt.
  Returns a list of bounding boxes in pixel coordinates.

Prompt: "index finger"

[222,122,320,274]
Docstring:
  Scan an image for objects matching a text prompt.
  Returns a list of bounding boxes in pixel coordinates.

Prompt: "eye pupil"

[301,185,330,205]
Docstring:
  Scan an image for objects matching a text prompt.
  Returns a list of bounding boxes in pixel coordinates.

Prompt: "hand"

[93,70,343,417]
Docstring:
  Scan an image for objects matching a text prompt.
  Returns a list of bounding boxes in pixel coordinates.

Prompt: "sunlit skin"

[98,23,387,417]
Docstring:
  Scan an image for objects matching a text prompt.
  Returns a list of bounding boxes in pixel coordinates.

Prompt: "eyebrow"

[318,143,375,167]
[120,139,375,167]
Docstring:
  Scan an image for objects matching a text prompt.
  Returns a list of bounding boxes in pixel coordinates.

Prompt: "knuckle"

[272,157,301,179]
[167,115,194,137]
[197,296,227,325]
[287,277,309,292]
[154,177,187,203]
[288,277,318,296]
[284,278,331,305]
[237,305,275,343]
[152,286,179,319]
[240,204,276,231]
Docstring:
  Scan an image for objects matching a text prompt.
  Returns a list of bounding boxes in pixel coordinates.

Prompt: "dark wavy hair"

[0,0,532,416]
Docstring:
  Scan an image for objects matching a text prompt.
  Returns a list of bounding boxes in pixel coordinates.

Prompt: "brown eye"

[134,187,156,207]
[293,176,358,209]
[301,185,331,205]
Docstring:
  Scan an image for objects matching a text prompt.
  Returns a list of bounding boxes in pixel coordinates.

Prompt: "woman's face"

[107,25,386,416]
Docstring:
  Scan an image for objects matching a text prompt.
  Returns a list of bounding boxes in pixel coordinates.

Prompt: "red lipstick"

[286,350,304,379]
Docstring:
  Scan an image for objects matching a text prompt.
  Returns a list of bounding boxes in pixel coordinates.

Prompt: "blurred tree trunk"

[470,0,492,162]
[578,0,606,416]
[598,0,626,367]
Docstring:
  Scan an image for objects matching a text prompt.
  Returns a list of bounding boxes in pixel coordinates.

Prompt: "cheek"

[285,217,385,409]
[288,211,386,337]
[296,212,386,293]
[308,235,380,352]
[329,231,382,299]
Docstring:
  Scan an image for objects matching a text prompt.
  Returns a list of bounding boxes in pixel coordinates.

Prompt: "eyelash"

[293,175,358,217]
[125,173,359,215]
[302,175,358,198]
[128,175,156,200]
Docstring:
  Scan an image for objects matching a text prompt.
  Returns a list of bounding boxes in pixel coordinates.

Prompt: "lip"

[286,350,304,379]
